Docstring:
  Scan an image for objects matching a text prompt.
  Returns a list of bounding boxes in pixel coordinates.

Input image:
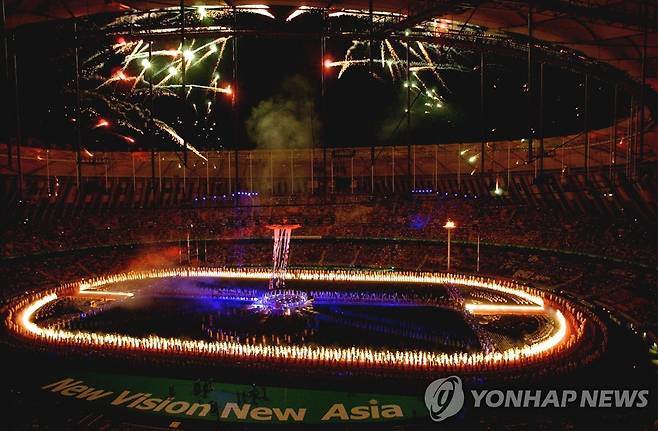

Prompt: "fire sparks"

[5,268,587,372]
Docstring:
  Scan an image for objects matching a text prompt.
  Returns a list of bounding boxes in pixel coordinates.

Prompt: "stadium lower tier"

[0,238,655,430]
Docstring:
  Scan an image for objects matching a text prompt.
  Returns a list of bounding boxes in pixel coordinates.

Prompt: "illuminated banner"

[40,373,427,424]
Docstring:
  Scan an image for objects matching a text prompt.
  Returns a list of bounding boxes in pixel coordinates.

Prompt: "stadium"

[1,1,657,430]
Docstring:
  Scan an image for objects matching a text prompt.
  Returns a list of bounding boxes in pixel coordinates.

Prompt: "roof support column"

[2,0,12,171]
[73,22,82,190]
[638,6,648,170]
[368,0,375,195]
[627,96,634,178]
[584,74,590,181]
[406,32,411,194]
[232,6,240,203]
[480,49,485,175]
[320,11,327,196]
[180,0,187,172]
[538,62,544,178]
[527,4,533,167]
[148,8,156,192]
[610,83,618,182]
[12,34,22,198]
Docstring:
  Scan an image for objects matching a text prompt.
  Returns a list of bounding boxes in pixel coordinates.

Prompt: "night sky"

[6,8,630,152]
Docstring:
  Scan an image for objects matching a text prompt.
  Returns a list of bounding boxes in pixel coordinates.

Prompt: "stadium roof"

[4,0,658,94]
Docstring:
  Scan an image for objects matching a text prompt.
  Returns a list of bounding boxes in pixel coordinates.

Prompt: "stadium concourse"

[1,1,658,431]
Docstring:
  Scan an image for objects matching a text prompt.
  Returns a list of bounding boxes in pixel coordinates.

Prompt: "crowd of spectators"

[1,196,655,431]
[1,188,656,377]
[3,197,657,266]
[2,190,656,339]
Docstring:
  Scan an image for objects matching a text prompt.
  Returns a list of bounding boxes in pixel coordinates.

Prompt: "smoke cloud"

[246,75,320,150]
